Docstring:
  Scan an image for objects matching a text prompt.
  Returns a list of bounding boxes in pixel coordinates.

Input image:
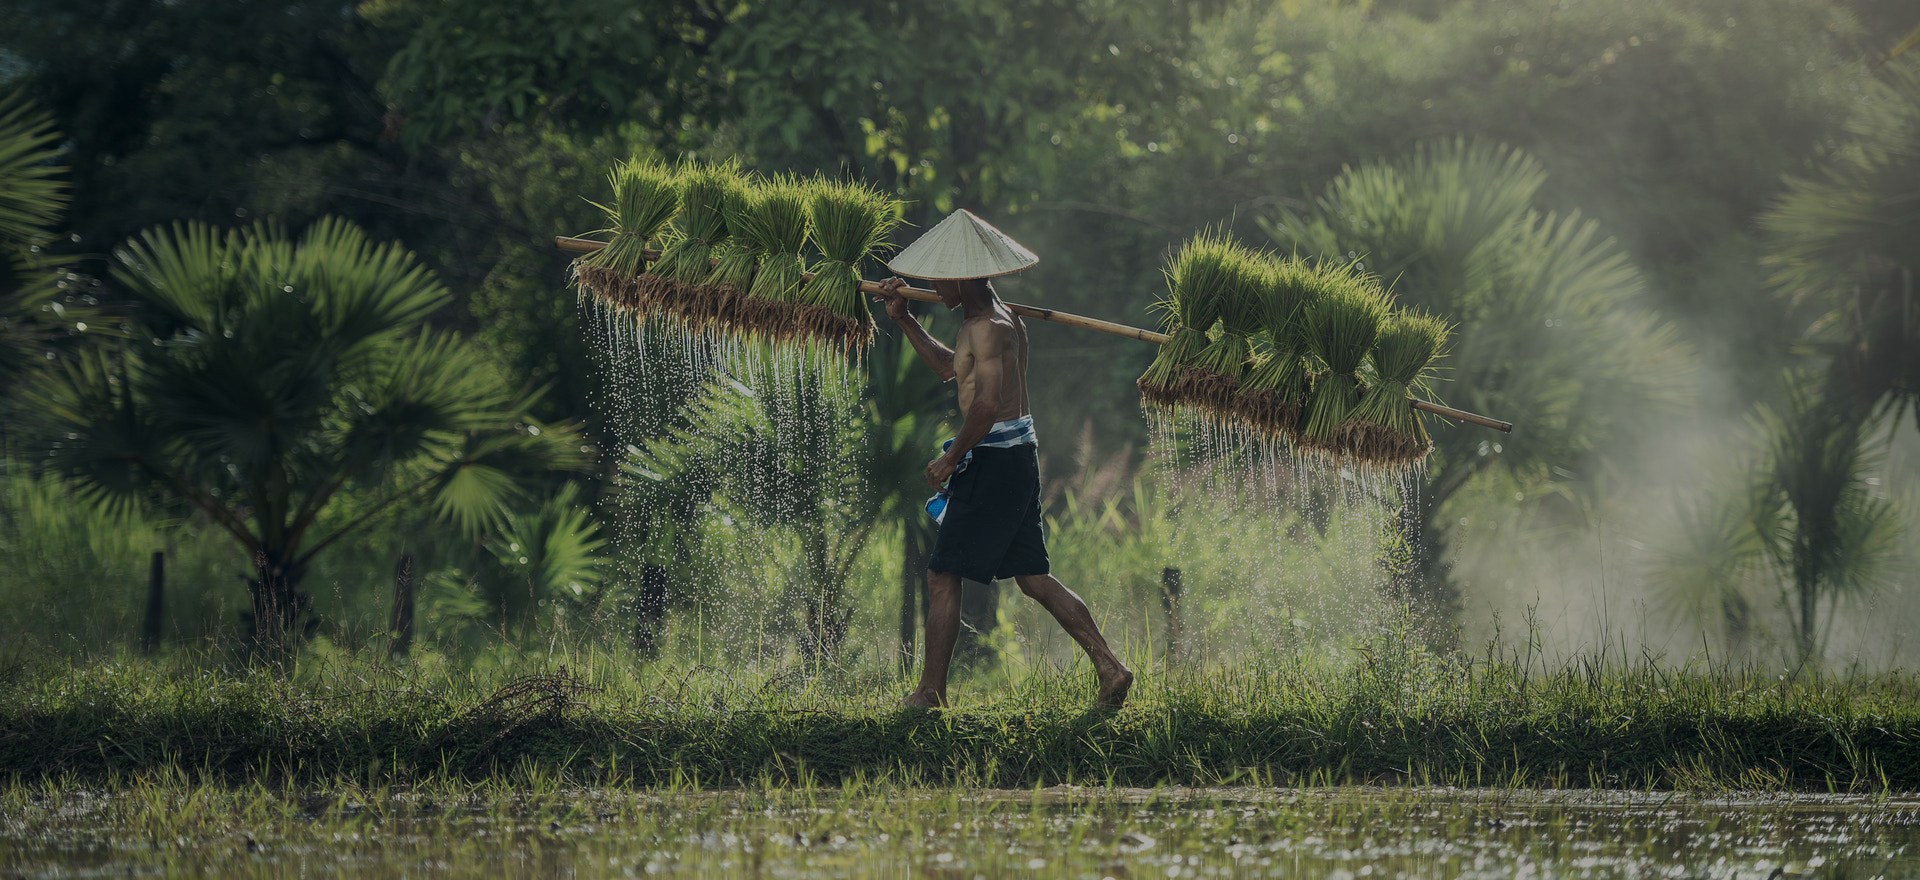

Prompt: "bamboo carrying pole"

[556,235,1514,433]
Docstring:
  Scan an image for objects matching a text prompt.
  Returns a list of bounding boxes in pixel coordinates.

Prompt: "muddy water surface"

[5,785,1915,878]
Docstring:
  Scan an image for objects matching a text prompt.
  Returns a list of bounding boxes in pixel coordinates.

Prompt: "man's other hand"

[872,276,913,322]
[925,454,958,491]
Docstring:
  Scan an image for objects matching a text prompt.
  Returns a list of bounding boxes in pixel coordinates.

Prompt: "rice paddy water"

[8,781,1917,877]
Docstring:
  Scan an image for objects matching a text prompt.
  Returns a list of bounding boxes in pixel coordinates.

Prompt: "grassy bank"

[5,644,1919,792]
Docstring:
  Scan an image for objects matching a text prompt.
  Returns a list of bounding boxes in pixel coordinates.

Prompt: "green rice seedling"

[577,156,680,315]
[705,182,763,330]
[705,238,756,328]
[1235,257,1342,440]
[733,173,813,340]
[1299,269,1391,454]
[653,160,746,328]
[1185,247,1271,417]
[1137,230,1238,408]
[795,177,902,351]
[1347,309,1451,466]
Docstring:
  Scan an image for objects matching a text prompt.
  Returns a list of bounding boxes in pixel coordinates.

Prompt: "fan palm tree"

[1757,57,1919,664]
[1263,140,1693,624]
[0,91,72,398]
[1763,57,1920,430]
[1750,390,1901,664]
[21,218,585,657]
[1652,483,1765,658]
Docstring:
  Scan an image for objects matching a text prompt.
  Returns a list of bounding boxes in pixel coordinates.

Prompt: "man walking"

[873,209,1134,709]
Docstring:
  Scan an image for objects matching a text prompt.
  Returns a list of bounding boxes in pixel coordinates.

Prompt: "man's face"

[932,279,965,309]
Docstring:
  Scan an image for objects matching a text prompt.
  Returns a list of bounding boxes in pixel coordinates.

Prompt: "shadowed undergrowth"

[4,641,1919,792]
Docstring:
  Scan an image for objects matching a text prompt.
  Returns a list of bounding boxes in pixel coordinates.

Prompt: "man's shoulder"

[959,311,1017,341]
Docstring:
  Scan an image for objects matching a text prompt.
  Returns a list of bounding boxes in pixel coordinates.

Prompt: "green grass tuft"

[1188,250,1270,381]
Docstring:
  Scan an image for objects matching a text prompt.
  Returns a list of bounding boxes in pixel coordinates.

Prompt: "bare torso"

[952,302,1030,422]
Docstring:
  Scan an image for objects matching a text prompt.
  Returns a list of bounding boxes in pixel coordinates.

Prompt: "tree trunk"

[955,578,1000,666]
[898,520,932,675]
[140,550,165,656]
[800,526,851,662]
[1395,461,1483,651]
[632,563,669,657]
[245,550,309,661]
[1160,566,1183,664]
[389,553,415,659]
[1720,591,1751,659]
[1794,558,1819,666]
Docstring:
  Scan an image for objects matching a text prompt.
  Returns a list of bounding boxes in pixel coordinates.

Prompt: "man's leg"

[904,569,963,708]
[1012,573,1134,707]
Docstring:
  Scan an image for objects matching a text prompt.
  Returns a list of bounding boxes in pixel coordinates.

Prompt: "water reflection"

[5,785,1914,877]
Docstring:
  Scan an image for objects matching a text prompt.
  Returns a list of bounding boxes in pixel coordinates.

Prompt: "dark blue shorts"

[928,444,1050,584]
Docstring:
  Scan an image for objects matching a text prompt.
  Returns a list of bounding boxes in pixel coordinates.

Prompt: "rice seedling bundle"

[705,182,764,331]
[1137,231,1239,408]
[1299,270,1391,451]
[1346,309,1451,464]
[732,174,813,340]
[1184,248,1271,415]
[652,160,745,326]
[1233,256,1333,439]
[796,178,902,351]
[577,156,680,314]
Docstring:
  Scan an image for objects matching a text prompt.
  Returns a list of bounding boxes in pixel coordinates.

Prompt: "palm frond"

[0,91,68,250]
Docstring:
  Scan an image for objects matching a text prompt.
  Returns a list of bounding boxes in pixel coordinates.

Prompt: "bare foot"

[1096,665,1134,709]
[901,689,946,710]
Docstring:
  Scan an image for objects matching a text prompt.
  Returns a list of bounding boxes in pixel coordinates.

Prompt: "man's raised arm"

[873,277,955,380]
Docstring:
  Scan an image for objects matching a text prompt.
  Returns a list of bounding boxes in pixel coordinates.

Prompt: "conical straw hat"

[887,209,1039,280]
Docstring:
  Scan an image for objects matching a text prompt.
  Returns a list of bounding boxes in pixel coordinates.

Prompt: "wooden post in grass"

[633,564,670,656]
[1160,566,1184,662]
[390,554,415,659]
[139,551,164,655]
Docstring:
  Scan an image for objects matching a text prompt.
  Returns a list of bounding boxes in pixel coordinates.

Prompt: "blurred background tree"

[1749,54,1920,664]
[1264,141,1693,624]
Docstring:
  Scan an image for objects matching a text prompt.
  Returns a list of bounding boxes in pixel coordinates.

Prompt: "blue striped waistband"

[975,414,1038,449]
[927,415,1037,523]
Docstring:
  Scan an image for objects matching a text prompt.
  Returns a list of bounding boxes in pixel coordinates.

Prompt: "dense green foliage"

[0,0,1916,669]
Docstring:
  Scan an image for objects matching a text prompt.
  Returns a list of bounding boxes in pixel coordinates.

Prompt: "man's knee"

[926,569,962,599]
[1013,573,1053,599]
